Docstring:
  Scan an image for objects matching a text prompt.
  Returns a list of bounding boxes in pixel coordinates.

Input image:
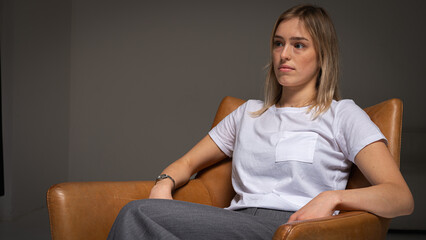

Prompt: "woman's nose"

[280,46,291,60]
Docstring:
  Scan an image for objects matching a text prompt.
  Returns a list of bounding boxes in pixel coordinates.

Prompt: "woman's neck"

[277,87,316,108]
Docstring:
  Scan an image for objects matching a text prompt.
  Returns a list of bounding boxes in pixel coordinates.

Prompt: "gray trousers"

[107,199,294,240]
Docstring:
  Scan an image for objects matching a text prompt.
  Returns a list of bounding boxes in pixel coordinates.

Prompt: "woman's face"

[272,18,319,91]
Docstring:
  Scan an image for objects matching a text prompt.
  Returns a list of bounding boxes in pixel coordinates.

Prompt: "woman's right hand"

[148,135,227,200]
[148,179,174,200]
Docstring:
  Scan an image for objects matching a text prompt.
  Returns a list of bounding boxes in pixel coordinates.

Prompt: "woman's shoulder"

[331,99,357,107]
[233,99,263,112]
[246,99,264,109]
[226,99,263,119]
[330,99,364,114]
[329,99,373,126]
[243,99,266,114]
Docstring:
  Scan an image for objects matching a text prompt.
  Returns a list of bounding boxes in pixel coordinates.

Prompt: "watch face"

[155,174,175,189]
[157,174,167,180]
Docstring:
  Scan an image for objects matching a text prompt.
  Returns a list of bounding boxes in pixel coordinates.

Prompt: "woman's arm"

[287,140,414,222]
[149,135,227,199]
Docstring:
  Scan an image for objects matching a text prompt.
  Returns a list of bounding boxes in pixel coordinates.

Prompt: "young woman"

[108,4,414,239]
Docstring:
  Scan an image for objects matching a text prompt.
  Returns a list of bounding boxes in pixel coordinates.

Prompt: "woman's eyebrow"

[273,35,309,41]
[290,36,309,41]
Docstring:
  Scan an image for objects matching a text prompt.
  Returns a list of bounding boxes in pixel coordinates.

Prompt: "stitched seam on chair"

[295,211,366,225]
[46,184,58,240]
[286,211,369,238]
[277,226,294,240]
[195,179,214,206]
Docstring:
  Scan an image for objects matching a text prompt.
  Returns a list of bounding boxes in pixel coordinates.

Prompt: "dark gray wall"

[0,0,71,219]
[1,0,425,230]
[68,0,270,181]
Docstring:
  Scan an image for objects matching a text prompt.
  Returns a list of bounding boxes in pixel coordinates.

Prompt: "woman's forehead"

[275,18,311,41]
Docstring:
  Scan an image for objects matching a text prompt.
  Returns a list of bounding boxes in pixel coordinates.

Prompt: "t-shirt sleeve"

[208,101,248,157]
[334,100,387,163]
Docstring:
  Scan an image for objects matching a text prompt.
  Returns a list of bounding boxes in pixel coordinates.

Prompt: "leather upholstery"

[47,180,212,240]
[273,211,389,240]
[47,96,402,240]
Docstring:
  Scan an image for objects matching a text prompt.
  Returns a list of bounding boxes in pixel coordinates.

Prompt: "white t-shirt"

[208,99,386,211]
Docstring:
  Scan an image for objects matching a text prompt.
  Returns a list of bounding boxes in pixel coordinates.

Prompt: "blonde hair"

[253,4,340,118]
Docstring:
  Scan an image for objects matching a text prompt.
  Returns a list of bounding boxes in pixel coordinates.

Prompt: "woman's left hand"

[287,141,414,223]
[287,190,340,223]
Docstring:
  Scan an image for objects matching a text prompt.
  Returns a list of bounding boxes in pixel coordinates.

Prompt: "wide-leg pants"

[107,199,294,240]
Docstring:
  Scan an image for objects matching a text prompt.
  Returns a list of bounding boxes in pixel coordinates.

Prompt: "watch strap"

[155,174,176,189]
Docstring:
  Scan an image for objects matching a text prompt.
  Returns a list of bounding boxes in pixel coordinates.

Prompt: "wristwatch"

[155,174,176,189]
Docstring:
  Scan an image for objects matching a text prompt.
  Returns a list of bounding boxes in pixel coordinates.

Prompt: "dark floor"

[0,207,424,240]
[387,230,426,240]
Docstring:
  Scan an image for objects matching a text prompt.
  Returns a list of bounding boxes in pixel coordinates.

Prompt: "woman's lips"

[278,64,295,72]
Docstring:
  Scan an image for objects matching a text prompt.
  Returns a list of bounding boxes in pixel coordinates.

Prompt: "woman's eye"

[274,41,283,47]
[294,43,305,49]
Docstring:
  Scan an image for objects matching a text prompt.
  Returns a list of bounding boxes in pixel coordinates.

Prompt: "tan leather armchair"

[47,96,403,240]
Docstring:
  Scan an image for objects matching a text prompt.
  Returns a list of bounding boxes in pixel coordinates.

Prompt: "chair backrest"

[196,96,403,206]
[347,98,403,189]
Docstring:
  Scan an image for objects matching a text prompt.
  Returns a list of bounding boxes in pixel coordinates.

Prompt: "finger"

[286,213,297,223]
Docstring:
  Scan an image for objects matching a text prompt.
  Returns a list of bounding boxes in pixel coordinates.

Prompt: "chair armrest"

[273,211,390,240]
[47,179,212,240]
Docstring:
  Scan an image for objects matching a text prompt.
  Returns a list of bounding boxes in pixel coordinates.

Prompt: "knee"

[120,199,149,214]
[119,199,168,216]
